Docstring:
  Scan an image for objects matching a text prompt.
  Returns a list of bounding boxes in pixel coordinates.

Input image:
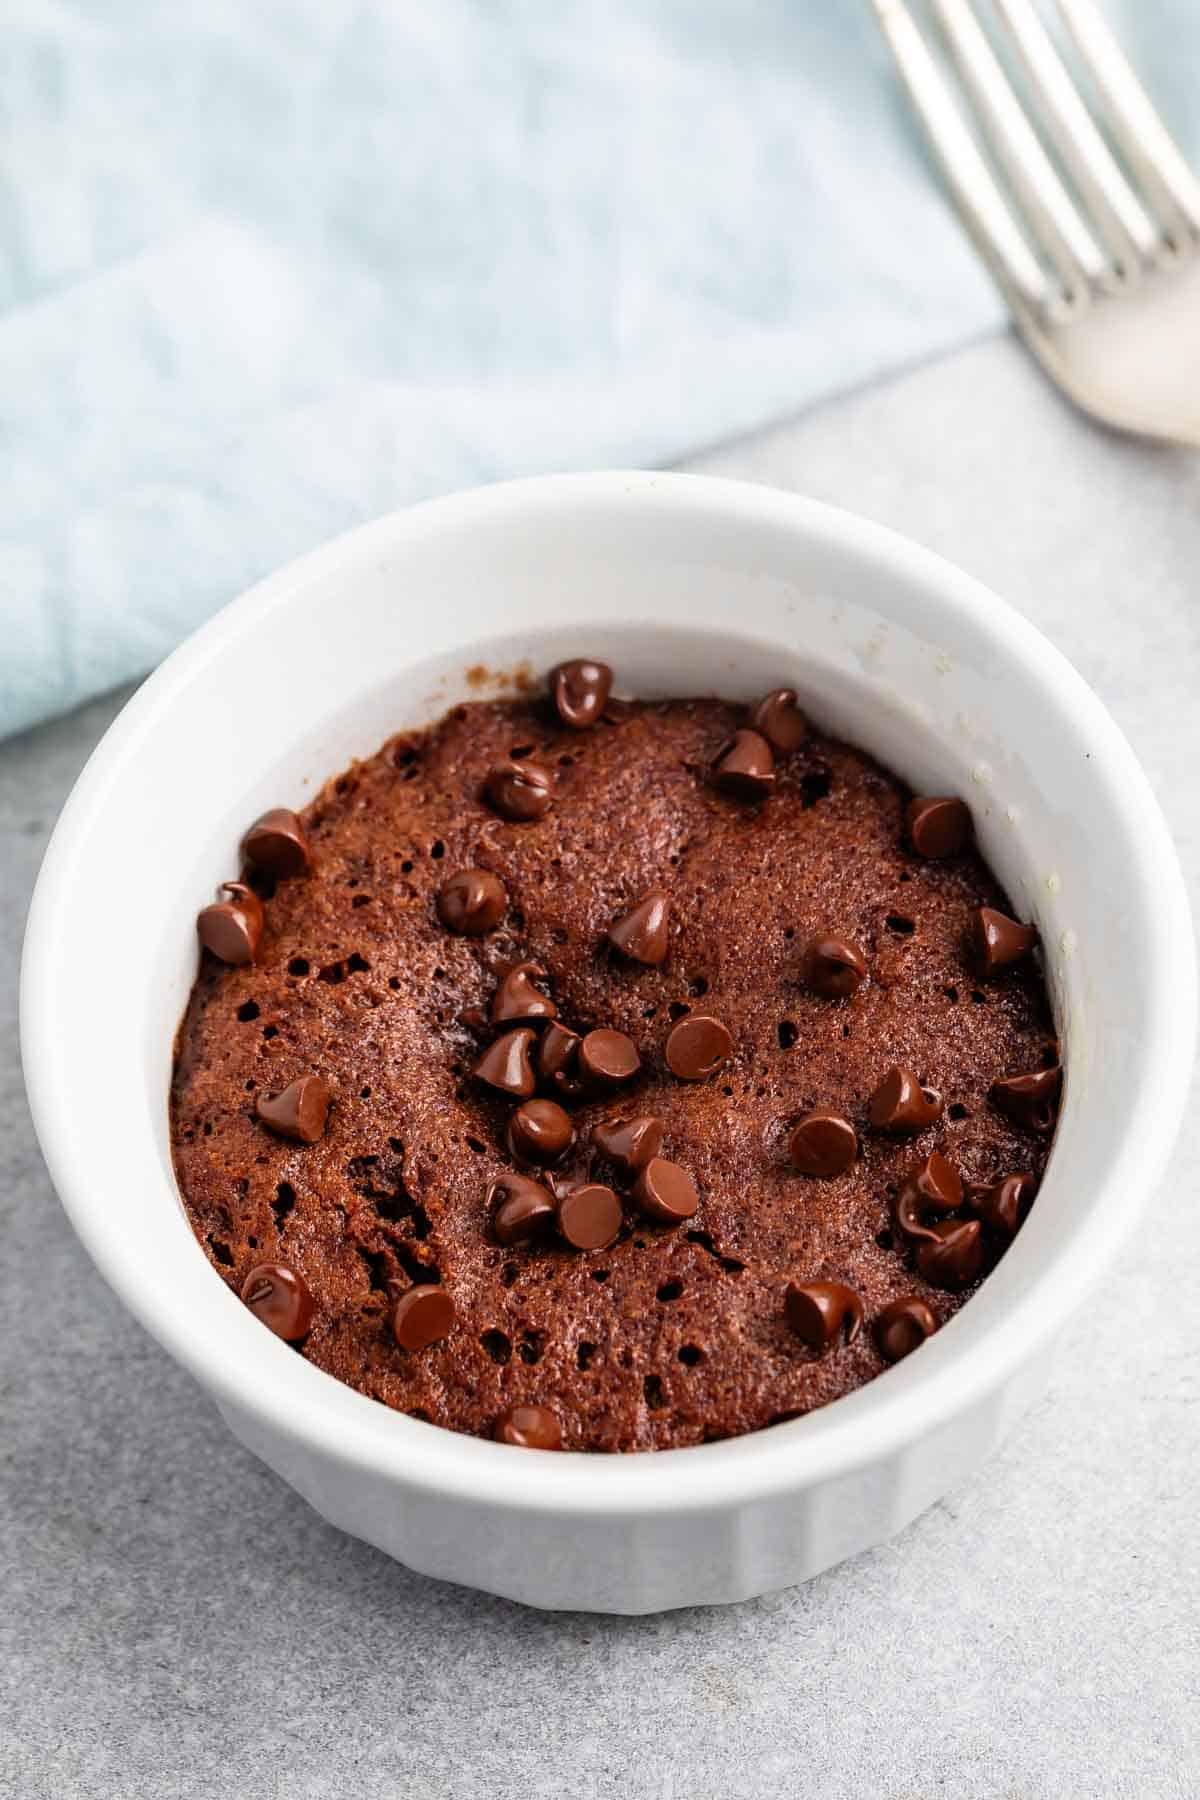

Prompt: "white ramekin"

[21,473,1195,1613]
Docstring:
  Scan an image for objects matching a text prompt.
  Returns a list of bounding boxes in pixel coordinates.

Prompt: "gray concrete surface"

[3,335,1198,1799]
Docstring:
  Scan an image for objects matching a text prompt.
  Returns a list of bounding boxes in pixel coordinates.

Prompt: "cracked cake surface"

[171,675,1057,1452]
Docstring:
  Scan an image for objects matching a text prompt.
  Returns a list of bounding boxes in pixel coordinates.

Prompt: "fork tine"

[932,0,1107,292]
[992,0,1160,267]
[1056,0,1200,241]
[872,0,1051,312]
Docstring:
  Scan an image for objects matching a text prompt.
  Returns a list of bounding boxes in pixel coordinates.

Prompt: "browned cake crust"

[171,690,1056,1451]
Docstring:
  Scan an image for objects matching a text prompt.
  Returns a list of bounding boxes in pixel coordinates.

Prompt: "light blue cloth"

[3,1,1196,740]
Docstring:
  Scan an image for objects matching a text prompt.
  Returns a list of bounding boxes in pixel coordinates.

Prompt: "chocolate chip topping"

[485,759,553,822]
[713,729,775,800]
[989,1065,1061,1134]
[894,1150,963,1241]
[591,1114,663,1177]
[489,1172,557,1245]
[799,934,867,999]
[749,688,807,753]
[972,906,1040,976]
[906,795,971,859]
[631,1157,700,1224]
[491,960,557,1026]
[436,867,507,935]
[788,1110,858,1177]
[391,1285,456,1350]
[473,1027,538,1098]
[969,1171,1037,1237]
[550,658,613,730]
[609,890,671,965]
[869,1066,943,1134]
[240,807,311,879]
[197,881,264,966]
[557,1183,622,1250]
[785,1280,864,1353]
[874,1295,937,1362]
[537,1021,583,1092]
[915,1219,985,1290]
[507,1098,574,1164]
[255,1074,333,1144]
[578,1028,641,1089]
[664,1014,733,1081]
[240,1262,315,1341]
[496,1403,564,1449]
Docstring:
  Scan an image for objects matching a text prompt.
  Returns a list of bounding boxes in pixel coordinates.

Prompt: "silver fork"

[874,0,1200,446]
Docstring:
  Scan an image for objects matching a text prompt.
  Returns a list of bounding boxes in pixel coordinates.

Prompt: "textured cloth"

[3,0,1196,739]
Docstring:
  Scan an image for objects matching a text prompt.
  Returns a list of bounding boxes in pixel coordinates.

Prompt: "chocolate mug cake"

[171,659,1058,1451]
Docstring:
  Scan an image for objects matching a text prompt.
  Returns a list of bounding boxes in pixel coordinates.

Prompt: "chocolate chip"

[391,1285,456,1350]
[915,1219,984,1289]
[436,867,507,935]
[906,796,971,859]
[799,935,867,999]
[869,1066,943,1133]
[550,658,613,730]
[507,1099,574,1164]
[713,729,775,800]
[591,1114,663,1176]
[491,960,557,1026]
[874,1295,937,1362]
[578,1028,641,1089]
[197,881,264,966]
[788,1110,858,1177]
[489,1173,557,1245]
[496,1403,563,1449]
[749,688,807,753]
[240,808,311,879]
[664,1014,733,1081]
[537,1021,582,1093]
[240,1262,315,1341]
[609,890,670,965]
[631,1157,700,1224]
[894,1151,963,1241]
[989,1065,1061,1134]
[485,760,553,822]
[255,1075,333,1144]
[473,1027,538,1098]
[972,906,1039,975]
[557,1183,622,1250]
[969,1171,1037,1237]
[784,1280,864,1352]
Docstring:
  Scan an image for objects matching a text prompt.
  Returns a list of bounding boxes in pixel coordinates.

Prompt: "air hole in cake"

[510,744,534,759]
[519,1332,545,1365]
[334,777,357,798]
[657,1281,684,1302]
[272,1182,297,1229]
[841,1025,850,1039]
[643,1005,658,1020]
[207,1236,233,1267]
[319,962,346,984]
[643,1374,665,1408]
[668,1001,690,1021]
[876,1228,894,1250]
[352,894,371,908]
[481,1329,512,1365]
[401,860,414,873]
[236,1000,260,1022]
[429,841,445,861]
[234,1178,249,1199]
[886,914,915,935]
[777,1021,798,1049]
[346,952,370,974]
[287,958,310,977]
[591,1269,610,1283]
[690,975,709,997]
[576,1341,597,1371]
[247,1235,257,1248]
[393,744,419,768]
[800,768,832,807]
[359,1086,372,1099]
[262,1025,278,1040]
[971,990,988,1005]
[394,1246,439,1285]
[500,1262,519,1288]
[720,1256,745,1275]
[948,1103,969,1120]
[388,977,401,991]
[202,1122,213,1136]
[721,1085,733,1096]
[678,1344,704,1367]
[358,1247,391,1294]
[244,1079,256,1092]
[944,985,959,1002]
[433,967,447,981]
[784,927,795,940]
[465,1136,486,1154]
[899,870,912,882]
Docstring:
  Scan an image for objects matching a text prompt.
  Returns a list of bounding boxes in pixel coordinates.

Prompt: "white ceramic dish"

[22,472,1194,1614]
